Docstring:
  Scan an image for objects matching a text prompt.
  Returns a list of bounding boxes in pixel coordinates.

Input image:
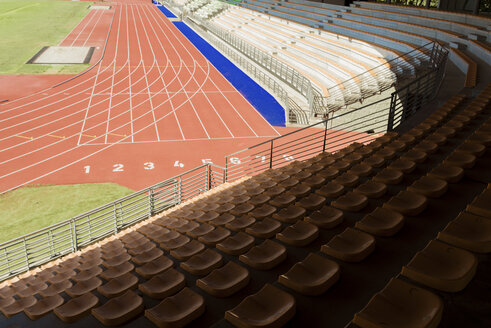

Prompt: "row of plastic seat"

[1,84,488,327]
[352,85,490,328]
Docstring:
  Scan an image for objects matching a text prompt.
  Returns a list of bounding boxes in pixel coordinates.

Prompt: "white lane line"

[126,5,134,143]
[83,9,105,47]
[132,5,160,141]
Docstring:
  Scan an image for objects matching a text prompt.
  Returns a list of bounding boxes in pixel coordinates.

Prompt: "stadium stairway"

[0,82,490,327]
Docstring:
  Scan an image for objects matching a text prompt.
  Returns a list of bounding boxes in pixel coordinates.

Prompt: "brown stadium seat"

[272,205,306,223]
[148,229,179,244]
[265,185,287,197]
[97,272,139,298]
[401,149,428,163]
[216,232,255,255]
[249,194,272,206]
[102,253,131,268]
[279,178,300,189]
[303,175,326,188]
[269,193,297,208]
[54,292,99,323]
[135,256,173,279]
[180,249,223,276]
[230,203,255,216]
[226,215,256,232]
[215,203,235,214]
[353,278,443,328]
[16,281,48,297]
[176,221,201,234]
[160,234,190,251]
[0,296,14,310]
[383,190,428,216]
[148,230,180,244]
[373,168,404,185]
[295,193,326,211]
[385,140,407,152]
[293,170,313,181]
[402,240,478,292]
[444,152,476,168]
[187,223,215,238]
[1,295,37,318]
[225,284,296,328]
[414,140,438,154]
[196,211,220,223]
[197,261,250,297]
[425,133,447,145]
[101,247,127,260]
[427,164,464,183]
[127,241,156,256]
[287,183,312,198]
[170,240,205,261]
[49,269,76,284]
[66,277,102,297]
[354,180,387,199]
[333,172,360,187]
[249,204,277,219]
[455,141,486,157]
[305,205,344,229]
[240,239,287,270]
[276,221,319,246]
[407,176,448,198]
[331,159,351,172]
[24,294,64,320]
[145,288,205,328]
[246,218,282,238]
[198,226,232,246]
[101,261,134,280]
[39,280,73,297]
[437,211,491,253]
[349,163,373,177]
[317,167,340,179]
[321,228,375,262]
[355,207,405,237]
[92,290,144,326]
[79,257,103,271]
[278,253,340,296]
[138,268,186,299]
[72,266,103,283]
[375,148,396,160]
[362,155,385,168]
[466,188,491,218]
[388,158,416,174]
[133,247,164,265]
[331,192,368,212]
[316,181,345,198]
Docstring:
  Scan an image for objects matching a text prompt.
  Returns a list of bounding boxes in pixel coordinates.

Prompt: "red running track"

[0,1,283,193]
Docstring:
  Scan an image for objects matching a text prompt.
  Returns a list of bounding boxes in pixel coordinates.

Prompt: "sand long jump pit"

[28,46,95,64]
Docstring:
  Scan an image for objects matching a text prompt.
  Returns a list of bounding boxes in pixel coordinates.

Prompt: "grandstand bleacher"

[1,0,491,327]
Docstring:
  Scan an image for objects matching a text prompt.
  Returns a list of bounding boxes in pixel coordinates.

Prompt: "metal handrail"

[224,41,447,181]
[0,163,225,281]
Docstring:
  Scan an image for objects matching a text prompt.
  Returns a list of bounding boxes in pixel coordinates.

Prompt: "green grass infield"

[0,183,135,243]
[0,0,93,75]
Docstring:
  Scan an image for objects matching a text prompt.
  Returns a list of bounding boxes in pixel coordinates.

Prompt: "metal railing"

[224,96,392,181]
[387,46,448,130]
[0,164,224,281]
[224,42,447,181]
[313,41,448,114]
